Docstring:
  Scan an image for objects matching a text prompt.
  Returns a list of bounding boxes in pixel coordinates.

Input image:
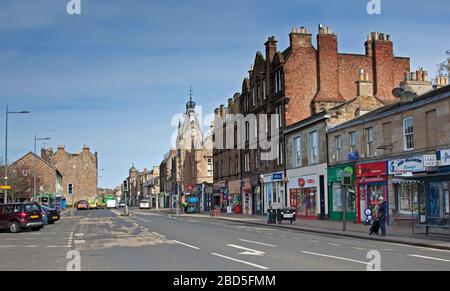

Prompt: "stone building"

[213,25,411,215]
[41,145,98,202]
[160,150,176,208]
[9,152,63,201]
[327,72,450,226]
[173,94,214,212]
[213,94,245,213]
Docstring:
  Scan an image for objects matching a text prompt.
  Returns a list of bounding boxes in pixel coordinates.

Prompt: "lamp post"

[259,174,264,216]
[33,136,51,202]
[3,105,30,204]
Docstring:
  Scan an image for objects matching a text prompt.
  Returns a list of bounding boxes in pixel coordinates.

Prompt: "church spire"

[186,86,196,111]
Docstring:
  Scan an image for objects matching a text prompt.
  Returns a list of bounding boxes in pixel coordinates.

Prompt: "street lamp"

[3,105,30,204]
[33,135,51,202]
[259,174,264,216]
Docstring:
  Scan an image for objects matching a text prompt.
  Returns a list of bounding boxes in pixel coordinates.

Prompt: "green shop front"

[328,163,357,222]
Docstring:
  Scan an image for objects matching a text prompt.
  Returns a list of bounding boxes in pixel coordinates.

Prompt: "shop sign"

[388,156,425,175]
[357,162,386,177]
[297,175,318,188]
[348,152,359,161]
[423,155,437,167]
[439,150,450,166]
[272,173,283,180]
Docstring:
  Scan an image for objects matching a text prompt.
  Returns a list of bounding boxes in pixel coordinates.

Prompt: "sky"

[0,0,449,188]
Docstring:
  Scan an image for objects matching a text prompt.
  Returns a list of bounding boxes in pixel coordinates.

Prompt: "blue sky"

[0,0,449,188]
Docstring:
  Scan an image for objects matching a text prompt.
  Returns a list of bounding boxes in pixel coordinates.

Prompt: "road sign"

[0,185,12,190]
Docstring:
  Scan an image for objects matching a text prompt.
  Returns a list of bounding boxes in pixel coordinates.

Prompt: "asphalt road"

[1,208,449,271]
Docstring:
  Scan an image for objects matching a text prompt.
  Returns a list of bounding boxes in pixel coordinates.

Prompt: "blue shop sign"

[272,173,283,180]
[348,152,359,161]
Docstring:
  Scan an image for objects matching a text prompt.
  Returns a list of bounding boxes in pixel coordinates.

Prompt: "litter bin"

[267,209,277,224]
[276,208,296,224]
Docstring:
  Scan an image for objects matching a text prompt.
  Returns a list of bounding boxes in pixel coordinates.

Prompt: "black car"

[0,202,44,233]
[41,205,60,225]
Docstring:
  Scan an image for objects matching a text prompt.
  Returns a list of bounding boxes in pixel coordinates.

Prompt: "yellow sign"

[0,185,12,190]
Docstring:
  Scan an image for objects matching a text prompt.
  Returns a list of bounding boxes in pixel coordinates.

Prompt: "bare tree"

[437,50,450,77]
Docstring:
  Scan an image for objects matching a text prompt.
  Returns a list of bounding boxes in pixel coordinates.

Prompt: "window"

[207,158,213,176]
[335,135,342,161]
[274,70,284,93]
[244,153,250,172]
[262,80,266,100]
[366,127,374,157]
[252,87,256,106]
[403,117,414,150]
[275,105,283,129]
[349,132,357,153]
[277,141,283,166]
[293,136,301,167]
[309,130,319,164]
[382,122,391,149]
[245,122,249,143]
[426,110,437,147]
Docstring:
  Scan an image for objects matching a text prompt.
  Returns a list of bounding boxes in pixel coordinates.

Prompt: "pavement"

[159,209,450,251]
[1,208,450,271]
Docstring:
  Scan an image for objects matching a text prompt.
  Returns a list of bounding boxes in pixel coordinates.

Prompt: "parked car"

[76,200,88,210]
[0,202,44,233]
[139,199,150,209]
[41,205,60,225]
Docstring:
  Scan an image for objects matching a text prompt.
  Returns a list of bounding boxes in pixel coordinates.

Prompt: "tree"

[437,50,450,77]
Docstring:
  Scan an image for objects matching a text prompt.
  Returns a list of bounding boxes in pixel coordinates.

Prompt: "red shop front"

[356,161,388,224]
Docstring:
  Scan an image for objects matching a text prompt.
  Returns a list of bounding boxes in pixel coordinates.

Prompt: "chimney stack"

[289,26,312,49]
[435,76,449,89]
[356,69,374,97]
[400,67,433,96]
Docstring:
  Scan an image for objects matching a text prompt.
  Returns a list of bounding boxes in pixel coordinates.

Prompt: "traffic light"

[68,183,73,195]
[341,173,352,186]
[123,180,129,192]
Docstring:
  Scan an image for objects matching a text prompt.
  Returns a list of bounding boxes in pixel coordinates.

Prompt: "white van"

[139,199,150,209]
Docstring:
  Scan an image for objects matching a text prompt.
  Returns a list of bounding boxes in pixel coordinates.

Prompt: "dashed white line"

[211,253,269,270]
[328,243,341,247]
[74,240,85,244]
[238,239,276,247]
[74,233,84,237]
[407,254,450,263]
[173,240,200,250]
[152,232,165,238]
[301,251,369,265]
[309,240,319,243]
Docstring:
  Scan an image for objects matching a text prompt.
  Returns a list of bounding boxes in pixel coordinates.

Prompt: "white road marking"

[152,232,165,238]
[144,228,150,231]
[46,245,71,248]
[301,251,369,265]
[238,239,276,248]
[328,243,341,247]
[74,240,85,244]
[407,254,450,263]
[74,233,84,237]
[173,240,200,250]
[0,245,17,248]
[376,241,450,253]
[309,240,319,243]
[352,247,368,251]
[211,253,269,270]
[227,244,265,256]
[24,245,39,248]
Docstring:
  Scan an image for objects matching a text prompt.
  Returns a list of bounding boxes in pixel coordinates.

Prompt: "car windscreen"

[24,204,41,213]
[141,200,149,203]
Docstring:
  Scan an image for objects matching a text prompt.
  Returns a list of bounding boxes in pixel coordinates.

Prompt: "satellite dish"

[392,87,404,97]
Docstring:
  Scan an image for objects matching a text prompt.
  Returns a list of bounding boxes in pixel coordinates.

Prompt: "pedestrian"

[183,201,188,213]
[377,196,387,237]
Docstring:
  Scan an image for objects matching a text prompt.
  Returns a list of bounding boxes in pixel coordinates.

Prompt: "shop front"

[328,163,356,222]
[213,181,226,211]
[356,161,388,224]
[242,178,253,215]
[228,180,242,214]
[288,163,328,220]
[430,150,450,223]
[263,172,286,214]
[389,156,427,224]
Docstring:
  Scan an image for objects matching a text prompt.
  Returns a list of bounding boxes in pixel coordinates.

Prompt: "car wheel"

[9,221,21,233]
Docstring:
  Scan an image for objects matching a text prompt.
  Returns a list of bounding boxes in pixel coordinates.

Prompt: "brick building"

[41,145,98,202]
[8,152,63,202]
[213,25,411,215]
